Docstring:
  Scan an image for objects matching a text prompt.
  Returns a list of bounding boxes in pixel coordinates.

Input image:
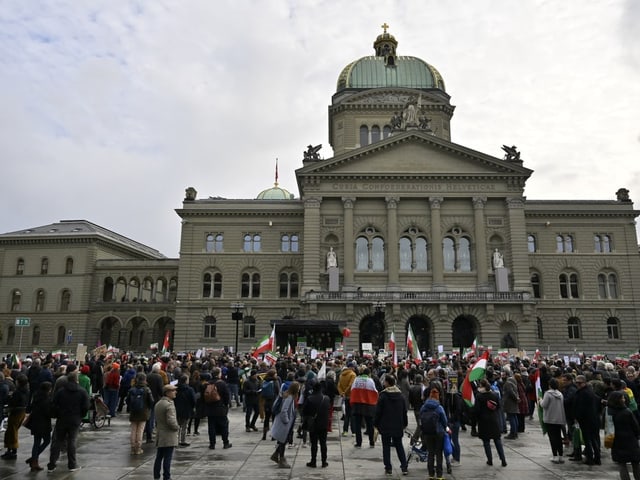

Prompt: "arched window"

[243,234,261,252]
[168,278,178,302]
[559,272,579,299]
[203,272,222,298]
[531,272,542,298]
[129,278,141,302]
[10,290,21,311]
[35,289,46,311]
[399,229,428,272]
[372,237,385,271]
[383,125,392,138]
[205,233,224,253]
[203,316,216,338]
[243,316,256,339]
[567,317,581,339]
[155,278,167,302]
[16,258,24,275]
[281,234,299,252]
[607,317,621,340]
[205,234,215,252]
[598,272,619,299]
[141,278,153,302]
[356,237,369,271]
[359,125,369,147]
[355,227,385,272]
[57,325,66,345]
[241,272,260,298]
[60,290,71,311]
[32,326,41,345]
[443,230,473,272]
[279,272,299,298]
[557,234,574,253]
[527,234,536,253]
[371,125,381,143]
[65,257,74,274]
[40,257,49,275]
[594,234,612,253]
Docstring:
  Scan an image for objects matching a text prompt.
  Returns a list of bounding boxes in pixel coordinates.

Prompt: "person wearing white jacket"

[539,377,567,464]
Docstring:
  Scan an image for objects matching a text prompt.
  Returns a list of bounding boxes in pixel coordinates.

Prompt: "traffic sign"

[15,317,31,327]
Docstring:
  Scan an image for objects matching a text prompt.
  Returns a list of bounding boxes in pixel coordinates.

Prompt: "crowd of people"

[0,350,639,479]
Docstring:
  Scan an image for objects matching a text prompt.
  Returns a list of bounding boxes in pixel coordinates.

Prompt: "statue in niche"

[492,248,504,269]
[326,247,337,269]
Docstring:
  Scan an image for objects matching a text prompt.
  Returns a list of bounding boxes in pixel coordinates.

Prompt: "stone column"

[302,196,322,293]
[342,197,356,286]
[386,196,400,285]
[472,196,489,289]
[429,197,444,289]
[506,197,531,292]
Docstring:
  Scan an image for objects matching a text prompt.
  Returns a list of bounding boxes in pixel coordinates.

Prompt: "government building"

[2,28,640,359]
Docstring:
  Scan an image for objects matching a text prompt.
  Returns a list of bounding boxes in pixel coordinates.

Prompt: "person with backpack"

[259,369,280,441]
[202,367,232,450]
[474,378,507,468]
[408,374,425,444]
[420,387,449,480]
[127,373,154,455]
[374,374,409,476]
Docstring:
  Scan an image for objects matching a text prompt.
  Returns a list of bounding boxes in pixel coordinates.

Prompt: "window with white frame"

[607,317,621,340]
[567,317,581,339]
[203,316,216,338]
[559,272,579,299]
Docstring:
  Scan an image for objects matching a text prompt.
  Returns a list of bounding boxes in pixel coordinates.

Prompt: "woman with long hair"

[270,381,300,468]
[26,381,53,471]
[539,377,567,464]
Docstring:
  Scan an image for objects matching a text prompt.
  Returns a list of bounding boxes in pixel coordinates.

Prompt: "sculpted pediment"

[342,89,447,107]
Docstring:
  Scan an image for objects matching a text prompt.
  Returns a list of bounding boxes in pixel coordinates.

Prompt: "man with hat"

[154,383,179,480]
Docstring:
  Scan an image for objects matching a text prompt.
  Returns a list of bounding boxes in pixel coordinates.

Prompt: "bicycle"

[87,393,110,429]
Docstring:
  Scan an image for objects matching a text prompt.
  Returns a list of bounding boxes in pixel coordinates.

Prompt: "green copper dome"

[336,27,446,93]
[256,183,294,200]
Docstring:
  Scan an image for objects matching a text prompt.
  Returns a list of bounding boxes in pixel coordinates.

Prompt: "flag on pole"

[406,325,422,364]
[161,330,171,354]
[9,353,21,370]
[533,368,547,435]
[317,361,327,381]
[461,350,490,407]
[462,337,478,360]
[533,348,541,364]
[389,330,397,368]
[252,325,275,358]
[287,343,294,357]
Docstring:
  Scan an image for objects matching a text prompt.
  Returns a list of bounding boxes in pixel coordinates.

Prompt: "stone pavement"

[0,406,622,480]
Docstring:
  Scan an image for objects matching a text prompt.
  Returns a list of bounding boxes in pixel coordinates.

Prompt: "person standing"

[374,374,409,476]
[608,390,640,480]
[47,371,89,473]
[574,375,602,465]
[203,367,232,450]
[174,374,196,447]
[103,362,121,418]
[502,373,520,439]
[474,378,507,468]
[153,384,179,480]
[350,366,378,448]
[1,374,29,460]
[26,381,53,471]
[242,369,260,432]
[270,381,300,469]
[539,377,567,464]
[145,362,164,444]
[127,373,154,455]
[337,362,357,437]
[225,361,241,408]
[259,369,280,441]
[302,379,331,468]
[420,388,448,479]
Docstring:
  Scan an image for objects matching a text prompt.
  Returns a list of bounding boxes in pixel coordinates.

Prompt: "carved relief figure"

[327,247,337,269]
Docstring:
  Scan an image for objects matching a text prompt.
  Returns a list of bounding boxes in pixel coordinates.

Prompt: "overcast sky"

[1,0,639,257]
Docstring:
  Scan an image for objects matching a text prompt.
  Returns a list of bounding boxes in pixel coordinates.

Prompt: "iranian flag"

[462,337,478,360]
[406,325,422,364]
[252,325,275,358]
[161,330,171,354]
[461,350,490,407]
[287,343,294,356]
[533,368,547,435]
[389,330,397,368]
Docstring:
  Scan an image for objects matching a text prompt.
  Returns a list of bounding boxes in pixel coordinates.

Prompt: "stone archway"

[499,321,518,349]
[99,317,121,346]
[406,315,432,357]
[359,315,385,354]
[155,316,175,351]
[451,315,477,351]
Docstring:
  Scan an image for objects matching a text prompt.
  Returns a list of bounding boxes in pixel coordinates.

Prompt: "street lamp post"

[373,301,386,353]
[231,302,244,355]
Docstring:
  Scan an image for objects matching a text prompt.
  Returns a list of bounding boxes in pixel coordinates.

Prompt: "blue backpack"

[261,380,275,399]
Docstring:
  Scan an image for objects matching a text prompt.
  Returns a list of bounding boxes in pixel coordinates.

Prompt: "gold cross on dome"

[381,22,389,34]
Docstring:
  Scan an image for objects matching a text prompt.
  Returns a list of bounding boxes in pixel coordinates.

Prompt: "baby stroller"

[406,430,428,463]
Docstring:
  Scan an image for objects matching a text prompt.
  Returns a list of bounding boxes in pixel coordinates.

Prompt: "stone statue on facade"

[327,247,337,269]
[304,144,322,161]
[501,145,521,162]
[184,187,197,201]
[492,248,504,269]
[390,111,402,130]
[403,98,419,127]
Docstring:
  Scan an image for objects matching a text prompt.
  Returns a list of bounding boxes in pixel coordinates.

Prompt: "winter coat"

[52,381,89,428]
[271,395,297,443]
[562,382,578,422]
[302,390,331,432]
[350,375,379,417]
[154,396,179,448]
[174,383,196,420]
[337,368,356,398]
[242,376,260,406]
[127,382,154,422]
[516,379,529,415]
[7,384,29,413]
[473,390,502,440]
[374,385,408,437]
[419,398,448,435]
[27,388,53,436]
[146,372,164,403]
[610,404,640,464]
[540,388,566,425]
[502,377,519,414]
[202,379,230,417]
[574,385,601,431]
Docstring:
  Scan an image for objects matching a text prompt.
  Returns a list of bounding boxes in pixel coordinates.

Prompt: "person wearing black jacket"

[174,375,196,447]
[374,374,409,476]
[46,371,89,473]
[242,370,260,432]
[203,367,232,450]
[1,374,29,460]
[608,390,640,480]
[302,379,330,468]
[26,381,53,471]
[573,375,602,466]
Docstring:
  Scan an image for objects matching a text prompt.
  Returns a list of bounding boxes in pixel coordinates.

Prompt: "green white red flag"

[406,325,422,364]
[389,330,397,367]
[461,350,490,407]
[161,330,171,354]
[252,325,275,358]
